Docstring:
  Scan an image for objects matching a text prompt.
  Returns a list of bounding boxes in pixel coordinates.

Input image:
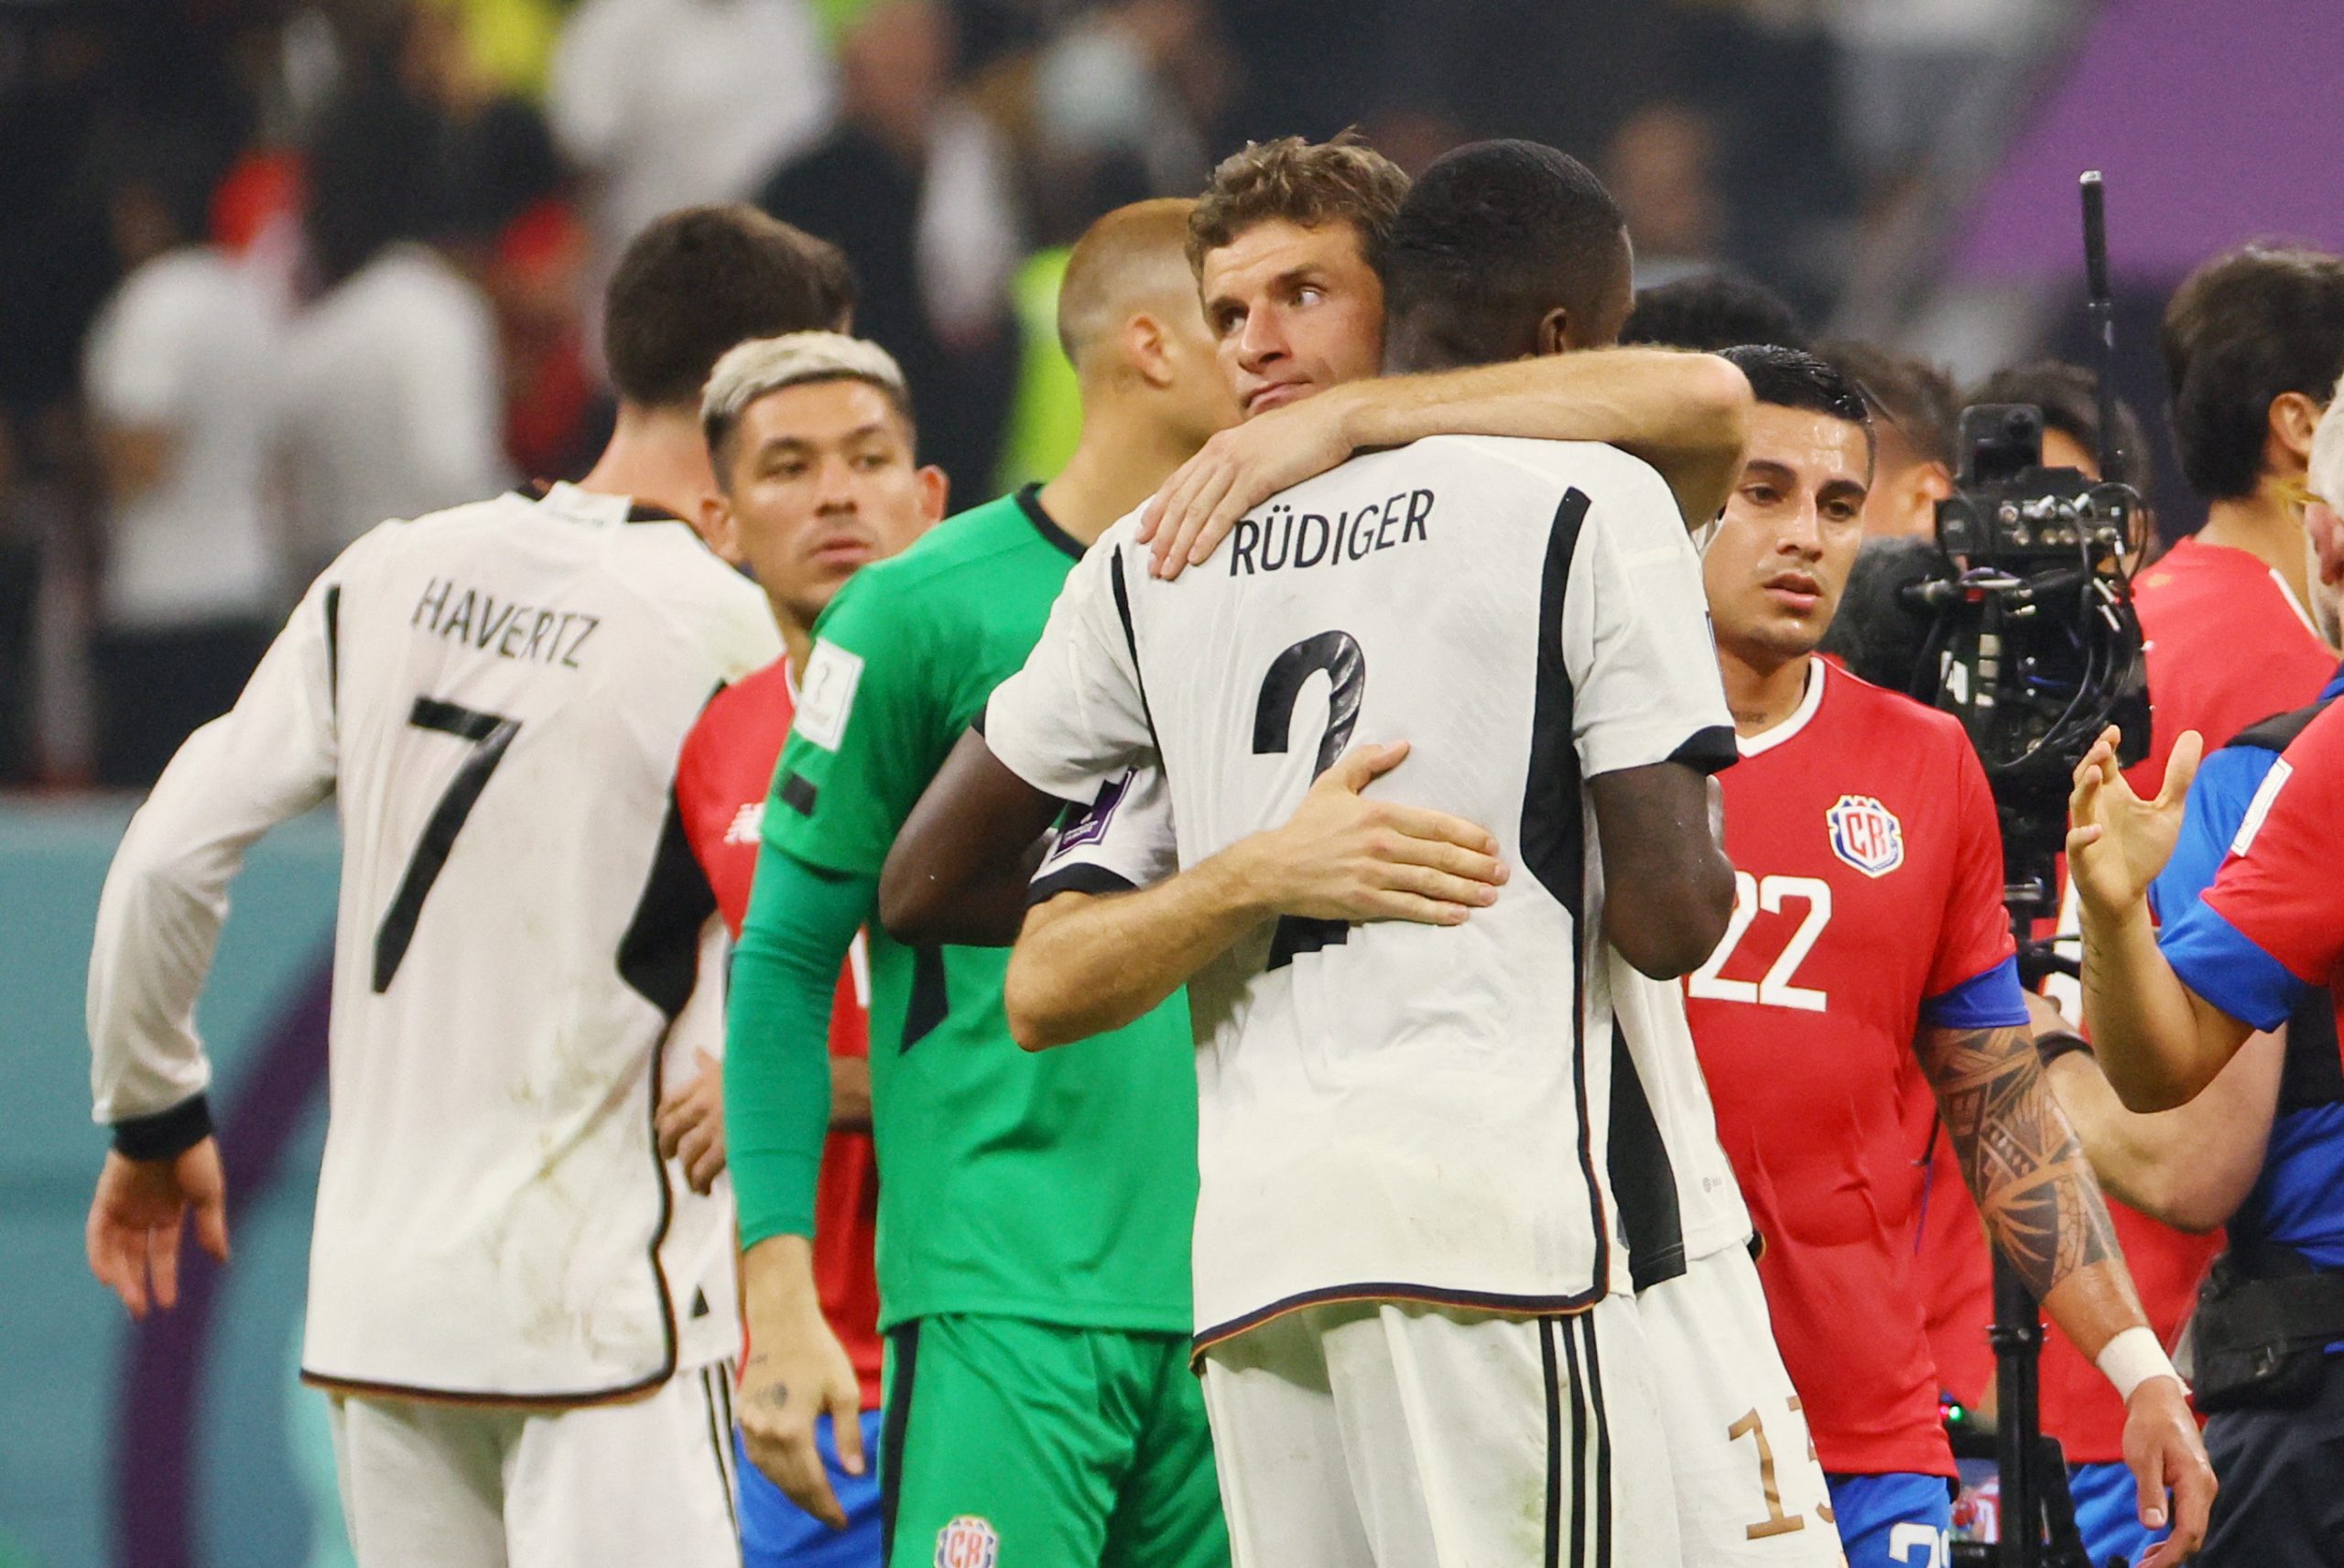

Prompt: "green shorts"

[880,1314,1228,1568]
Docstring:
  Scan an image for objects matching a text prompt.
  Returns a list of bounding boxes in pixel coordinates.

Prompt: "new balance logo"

[725,802,765,845]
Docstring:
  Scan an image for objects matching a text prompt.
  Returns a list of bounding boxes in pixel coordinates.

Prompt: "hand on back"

[1243,741,1506,926]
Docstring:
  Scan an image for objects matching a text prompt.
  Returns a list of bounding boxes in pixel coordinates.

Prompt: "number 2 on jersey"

[1253,631,1365,969]
[373,697,523,992]
[1687,871,1831,1011]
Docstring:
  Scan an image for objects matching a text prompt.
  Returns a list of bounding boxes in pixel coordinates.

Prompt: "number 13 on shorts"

[1720,1395,1841,1560]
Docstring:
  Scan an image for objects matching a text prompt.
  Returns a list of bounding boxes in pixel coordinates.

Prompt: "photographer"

[2054,387,2344,1565]
[1886,360,2199,1568]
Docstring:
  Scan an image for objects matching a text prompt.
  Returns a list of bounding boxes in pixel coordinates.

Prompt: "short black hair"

[2160,244,2344,500]
[602,206,859,411]
[1722,343,1872,436]
[1381,139,1631,371]
[1622,270,1807,353]
[1969,359,2154,503]
[1817,339,1957,470]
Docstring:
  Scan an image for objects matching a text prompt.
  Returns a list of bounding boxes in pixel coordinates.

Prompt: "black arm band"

[2035,1030,2095,1068]
[113,1093,214,1161]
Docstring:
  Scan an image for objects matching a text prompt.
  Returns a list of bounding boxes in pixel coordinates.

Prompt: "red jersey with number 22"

[674,658,884,1410]
[1686,659,2018,1476]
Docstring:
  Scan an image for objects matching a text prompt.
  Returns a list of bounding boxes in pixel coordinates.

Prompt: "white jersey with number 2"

[983,436,1735,1346]
[88,481,778,1400]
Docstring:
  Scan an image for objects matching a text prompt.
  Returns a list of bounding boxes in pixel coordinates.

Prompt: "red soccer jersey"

[2130,537,2334,789]
[2189,697,2344,1053]
[1687,659,2020,1477]
[675,658,884,1410]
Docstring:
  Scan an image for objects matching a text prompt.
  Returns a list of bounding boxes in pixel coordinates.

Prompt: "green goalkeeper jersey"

[762,486,1196,1334]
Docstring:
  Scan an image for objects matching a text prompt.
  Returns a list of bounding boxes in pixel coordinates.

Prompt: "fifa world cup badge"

[1826,795,1905,878]
[936,1515,1001,1568]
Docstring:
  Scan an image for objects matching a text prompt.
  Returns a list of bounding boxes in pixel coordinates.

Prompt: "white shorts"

[325,1361,740,1568]
[1199,1293,1677,1568]
[1642,1246,1844,1566]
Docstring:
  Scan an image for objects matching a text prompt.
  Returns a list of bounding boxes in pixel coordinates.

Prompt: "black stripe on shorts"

[879,1322,920,1564]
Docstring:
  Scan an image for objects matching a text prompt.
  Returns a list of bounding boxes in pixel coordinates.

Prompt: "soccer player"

[81,204,852,1567]
[979,139,1740,1567]
[887,135,1830,1568]
[720,200,1235,1568]
[670,331,945,1566]
[2026,245,2344,1559]
[1680,344,2213,1568]
[2033,386,2344,1565]
[2068,713,2344,1564]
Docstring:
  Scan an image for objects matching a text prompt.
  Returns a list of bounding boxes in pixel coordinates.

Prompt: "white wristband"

[2096,1325,2183,1402]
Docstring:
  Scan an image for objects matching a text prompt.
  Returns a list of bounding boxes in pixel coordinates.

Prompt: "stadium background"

[2,0,2341,1563]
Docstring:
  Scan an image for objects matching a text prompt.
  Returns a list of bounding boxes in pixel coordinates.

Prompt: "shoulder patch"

[793,639,863,752]
[935,1515,999,1568]
[2231,757,2293,859]
[1826,794,1905,878]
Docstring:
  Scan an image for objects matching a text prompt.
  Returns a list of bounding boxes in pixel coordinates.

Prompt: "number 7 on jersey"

[373,697,523,992]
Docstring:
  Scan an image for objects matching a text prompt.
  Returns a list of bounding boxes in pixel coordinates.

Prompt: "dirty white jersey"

[88,482,778,1400]
[986,437,1736,1345]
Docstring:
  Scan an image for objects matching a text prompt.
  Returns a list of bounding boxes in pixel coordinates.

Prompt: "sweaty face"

[719,379,939,628]
[1704,404,1872,667]
[1199,218,1386,419]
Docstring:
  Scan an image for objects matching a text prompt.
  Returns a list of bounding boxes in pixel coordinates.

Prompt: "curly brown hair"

[1186,133,1410,279]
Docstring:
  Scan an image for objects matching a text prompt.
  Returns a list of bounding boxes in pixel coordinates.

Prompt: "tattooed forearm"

[1916,1022,2121,1300]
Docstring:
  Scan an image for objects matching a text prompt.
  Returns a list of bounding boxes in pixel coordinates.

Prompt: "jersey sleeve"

[765,572,948,877]
[1027,764,1179,904]
[1919,737,2027,1028]
[2165,702,2344,1031]
[2147,744,2271,926]
[86,549,345,1138]
[1562,472,1737,780]
[981,530,1157,804]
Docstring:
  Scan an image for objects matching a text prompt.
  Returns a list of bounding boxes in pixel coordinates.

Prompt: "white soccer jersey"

[988,437,1735,1344]
[88,481,778,1400]
[1033,768,1755,1296]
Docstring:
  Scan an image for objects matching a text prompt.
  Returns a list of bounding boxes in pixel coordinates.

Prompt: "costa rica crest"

[936,1516,1000,1568]
[1827,795,1905,878]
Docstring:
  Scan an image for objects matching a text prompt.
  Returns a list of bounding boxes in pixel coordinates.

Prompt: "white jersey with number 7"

[88,481,778,1401]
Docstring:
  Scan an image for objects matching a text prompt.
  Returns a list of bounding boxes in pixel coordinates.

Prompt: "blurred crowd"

[0,0,2078,787]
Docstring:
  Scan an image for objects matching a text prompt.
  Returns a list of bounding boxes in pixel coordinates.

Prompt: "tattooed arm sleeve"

[1915,1021,2151,1362]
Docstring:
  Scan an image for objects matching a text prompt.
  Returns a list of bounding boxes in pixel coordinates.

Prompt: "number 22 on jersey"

[1687,871,1832,1012]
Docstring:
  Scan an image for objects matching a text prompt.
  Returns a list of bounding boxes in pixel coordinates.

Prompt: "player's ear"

[1125,313,1175,390]
[1536,308,1571,358]
[2268,390,2323,468]
[914,464,949,526]
[700,492,744,567]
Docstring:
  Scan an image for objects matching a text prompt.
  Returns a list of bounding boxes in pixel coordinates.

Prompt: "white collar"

[1735,657,1827,759]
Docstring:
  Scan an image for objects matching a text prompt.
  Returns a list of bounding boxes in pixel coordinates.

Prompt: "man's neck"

[1036,401,1200,546]
[2199,482,2312,609]
[772,603,814,681]
[1719,643,1813,739]
[576,405,717,521]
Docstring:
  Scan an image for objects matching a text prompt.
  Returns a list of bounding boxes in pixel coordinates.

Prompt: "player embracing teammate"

[895,139,1832,1567]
